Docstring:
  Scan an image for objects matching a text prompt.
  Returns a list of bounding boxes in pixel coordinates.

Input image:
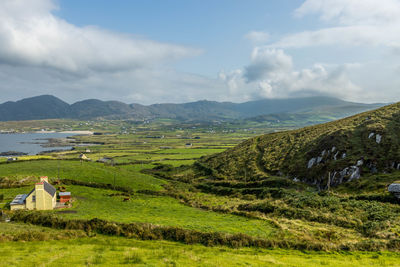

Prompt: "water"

[0,133,76,156]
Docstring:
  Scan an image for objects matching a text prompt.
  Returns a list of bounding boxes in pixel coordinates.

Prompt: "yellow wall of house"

[33,183,55,210]
[53,194,56,207]
[25,192,36,210]
[35,184,45,210]
[10,204,25,211]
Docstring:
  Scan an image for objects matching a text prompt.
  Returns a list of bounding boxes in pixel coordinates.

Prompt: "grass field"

[1,235,399,267]
[58,185,278,239]
[0,160,165,191]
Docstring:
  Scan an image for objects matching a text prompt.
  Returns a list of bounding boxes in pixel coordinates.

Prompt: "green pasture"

[55,185,278,239]
[1,235,399,267]
[0,160,165,191]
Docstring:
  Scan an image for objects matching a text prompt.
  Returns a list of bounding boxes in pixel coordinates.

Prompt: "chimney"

[40,176,49,183]
[35,182,44,190]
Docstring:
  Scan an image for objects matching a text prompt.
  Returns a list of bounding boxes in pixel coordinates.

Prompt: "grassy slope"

[57,185,277,239]
[201,102,400,184]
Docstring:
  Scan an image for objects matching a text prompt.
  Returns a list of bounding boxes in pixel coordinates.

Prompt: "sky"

[0,0,399,104]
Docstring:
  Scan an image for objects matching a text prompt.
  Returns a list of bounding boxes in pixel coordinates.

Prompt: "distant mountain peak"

[0,95,386,122]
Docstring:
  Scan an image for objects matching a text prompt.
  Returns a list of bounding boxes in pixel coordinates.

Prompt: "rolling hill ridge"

[0,95,384,122]
[199,102,400,189]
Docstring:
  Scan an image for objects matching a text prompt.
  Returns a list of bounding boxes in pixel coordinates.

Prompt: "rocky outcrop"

[308,158,316,169]
[302,130,400,189]
[376,134,382,144]
[0,151,27,156]
[388,183,400,198]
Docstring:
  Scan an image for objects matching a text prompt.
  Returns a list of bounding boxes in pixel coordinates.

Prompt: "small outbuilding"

[9,194,28,210]
[59,192,71,203]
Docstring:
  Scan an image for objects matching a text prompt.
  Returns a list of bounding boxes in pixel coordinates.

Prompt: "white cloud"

[244,31,270,44]
[294,0,400,25]
[0,64,233,104]
[271,0,400,49]
[271,25,397,48]
[221,47,361,100]
[245,48,292,82]
[242,0,400,103]
[0,0,224,104]
[219,69,244,95]
[0,0,200,74]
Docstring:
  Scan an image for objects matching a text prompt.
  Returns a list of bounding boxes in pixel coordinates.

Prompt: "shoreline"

[0,131,94,156]
[35,130,93,135]
[0,131,93,135]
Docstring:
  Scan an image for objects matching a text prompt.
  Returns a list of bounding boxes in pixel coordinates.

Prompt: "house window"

[32,196,36,202]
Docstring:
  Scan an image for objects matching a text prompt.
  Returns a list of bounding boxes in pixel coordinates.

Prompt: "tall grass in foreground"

[1,235,400,267]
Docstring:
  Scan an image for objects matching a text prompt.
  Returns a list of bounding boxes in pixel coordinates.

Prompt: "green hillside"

[199,102,400,189]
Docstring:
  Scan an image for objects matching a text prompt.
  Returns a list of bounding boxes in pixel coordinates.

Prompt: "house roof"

[59,192,71,196]
[12,181,56,204]
[26,188,35,198]
[43,181,56,197]
[10,194,28,205]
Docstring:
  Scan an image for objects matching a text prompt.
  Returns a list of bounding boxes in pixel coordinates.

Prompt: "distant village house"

[10,176,71,211]
[79,153,89,161]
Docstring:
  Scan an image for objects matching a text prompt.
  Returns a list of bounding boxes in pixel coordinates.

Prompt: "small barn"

[59,192,71,203]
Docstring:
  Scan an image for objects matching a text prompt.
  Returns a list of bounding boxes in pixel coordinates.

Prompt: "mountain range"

[0,95,385,122]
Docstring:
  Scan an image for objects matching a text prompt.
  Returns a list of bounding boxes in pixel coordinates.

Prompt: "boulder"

[376,134,382,144]
[308,158,316,169]
[334,151,339,160]
[388,183,400,198]
[349,166,361,181]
